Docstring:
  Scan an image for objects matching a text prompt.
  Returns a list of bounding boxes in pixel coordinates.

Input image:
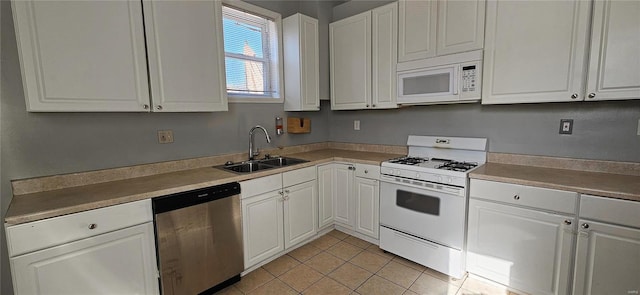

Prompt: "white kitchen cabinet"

[334,163,355,227]
[7,200,159,295]
[572,195,640,295]
[354,176,379,239]
[283,180,318,248]
[11,1,149,112]
[467,198,575,295]
[242,189,285,268]
[330,2,397,110]
[585,0,640,101]
[11,223,159,295]
[283,13,320,111]
[317,164,335,229]
[12,0,228,112]
[468,180,578,295]
[482,0,591,104]
[240,166,317,269]
[142,0,227,112]
[398,0,485,62]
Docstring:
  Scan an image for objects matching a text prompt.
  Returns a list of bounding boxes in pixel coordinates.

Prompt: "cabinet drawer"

[580,195,640,228]
[470,179,577,214]
[6,199,152,257]
[241,174,283,199]
[283,166,316,187]
[355,163,380,179]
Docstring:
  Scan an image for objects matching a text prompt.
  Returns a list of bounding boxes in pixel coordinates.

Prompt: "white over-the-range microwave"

[396,50,482,105]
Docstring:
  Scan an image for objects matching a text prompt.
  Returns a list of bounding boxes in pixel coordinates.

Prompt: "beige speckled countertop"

[5,149,402,225]
[470,162,640,202]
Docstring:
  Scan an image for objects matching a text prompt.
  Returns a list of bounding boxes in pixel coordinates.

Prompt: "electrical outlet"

[559,119,573,135]
[354,120,360,131]
[158,130,174,144]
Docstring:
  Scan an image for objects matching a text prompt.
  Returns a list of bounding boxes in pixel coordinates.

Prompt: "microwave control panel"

[461,65,477,93]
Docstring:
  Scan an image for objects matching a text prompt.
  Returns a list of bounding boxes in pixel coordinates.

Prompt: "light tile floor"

[217,230,525,295]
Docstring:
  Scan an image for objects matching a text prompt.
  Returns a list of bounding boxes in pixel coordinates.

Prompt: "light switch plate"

[559,119,573,135]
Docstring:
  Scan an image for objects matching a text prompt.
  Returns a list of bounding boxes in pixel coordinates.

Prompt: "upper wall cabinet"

[482,0,639,104]
[330,2,398,110]
[398,0,485,63]
[283,13,320,111]
[586,0,640,101]
[143,0,227,112]
[12,0,227,112]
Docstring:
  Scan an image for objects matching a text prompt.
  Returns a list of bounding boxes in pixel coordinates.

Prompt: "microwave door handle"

[452,66,459,95]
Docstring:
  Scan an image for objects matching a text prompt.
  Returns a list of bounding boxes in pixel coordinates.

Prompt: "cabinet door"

[284,14,320,111]
[11,0,150,112]
[467,199,574,295]
[143,0,227,112]
[330,11,371,110]
[283,180,318,249]
[371,2,398,109]
[355,177,379,239]
[334,164,355,227]
[398,0,437,62]
[436,0,485,56]
[242,191,284,269]
[11,223,159,295]
[317,164,335,228]
[482,0,591,104]
[586,0,640,101]
[572,220,640,295]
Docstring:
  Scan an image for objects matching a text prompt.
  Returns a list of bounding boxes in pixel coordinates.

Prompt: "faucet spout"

[249,125,271,160]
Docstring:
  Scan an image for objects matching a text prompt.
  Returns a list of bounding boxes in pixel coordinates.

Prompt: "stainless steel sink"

[218,157,309,174]
[258,157,308,167]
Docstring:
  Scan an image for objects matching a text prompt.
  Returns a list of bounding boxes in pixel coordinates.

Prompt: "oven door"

[380,179,466,249]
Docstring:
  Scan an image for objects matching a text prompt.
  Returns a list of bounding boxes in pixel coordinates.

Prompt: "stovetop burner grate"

[388,156,427,165]
[435,161,478,172]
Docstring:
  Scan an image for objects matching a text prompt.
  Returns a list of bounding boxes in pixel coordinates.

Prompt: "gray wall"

[0,1,332,294]
[328,101,640,162]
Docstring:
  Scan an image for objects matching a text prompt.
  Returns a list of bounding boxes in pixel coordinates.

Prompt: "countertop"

[470,162,640,202]
[5,149,401,225]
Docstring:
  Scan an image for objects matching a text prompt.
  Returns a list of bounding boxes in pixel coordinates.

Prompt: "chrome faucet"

[249,125,271,160]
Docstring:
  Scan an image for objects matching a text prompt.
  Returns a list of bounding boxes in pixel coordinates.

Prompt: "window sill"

[228,96,284,104]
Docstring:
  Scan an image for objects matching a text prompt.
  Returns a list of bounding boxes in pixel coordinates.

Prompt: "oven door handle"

[379,175,465,197]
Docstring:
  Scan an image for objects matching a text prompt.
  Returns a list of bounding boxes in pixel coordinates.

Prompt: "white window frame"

[222,0,284,103]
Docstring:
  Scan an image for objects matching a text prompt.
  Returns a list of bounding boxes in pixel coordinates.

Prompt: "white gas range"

[379,135,487,279]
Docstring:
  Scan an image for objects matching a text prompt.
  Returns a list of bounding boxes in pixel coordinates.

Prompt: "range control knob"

[395,170,401,176]
[437,176,443,182]
[447,177,453,184]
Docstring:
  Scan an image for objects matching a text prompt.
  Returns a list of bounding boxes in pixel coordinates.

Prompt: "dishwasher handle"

[152,182,240,214]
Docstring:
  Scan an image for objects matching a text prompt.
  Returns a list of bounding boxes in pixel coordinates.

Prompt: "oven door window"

[396,190,440,216]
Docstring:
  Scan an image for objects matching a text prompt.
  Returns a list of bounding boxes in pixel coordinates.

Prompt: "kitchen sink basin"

[218,157,309,174]
[223,162,275,173]
[258,157,308,167]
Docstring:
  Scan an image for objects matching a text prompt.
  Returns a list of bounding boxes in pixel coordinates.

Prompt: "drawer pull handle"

[364,170,368,173]
[564,220,572,225]
[88,223,97,230]
[581,223,589,229]
[513,195,520,200]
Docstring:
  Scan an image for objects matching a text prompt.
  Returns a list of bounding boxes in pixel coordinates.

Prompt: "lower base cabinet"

[572,195,640,295]
[354,172,379,239]
[241,167,318,269]
[467,199,575,295]
[11,222,159,294]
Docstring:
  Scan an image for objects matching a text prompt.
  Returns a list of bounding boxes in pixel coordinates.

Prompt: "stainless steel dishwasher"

[152,182,243,295]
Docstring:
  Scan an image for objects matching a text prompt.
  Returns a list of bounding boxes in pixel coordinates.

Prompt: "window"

[222,1,283,102]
